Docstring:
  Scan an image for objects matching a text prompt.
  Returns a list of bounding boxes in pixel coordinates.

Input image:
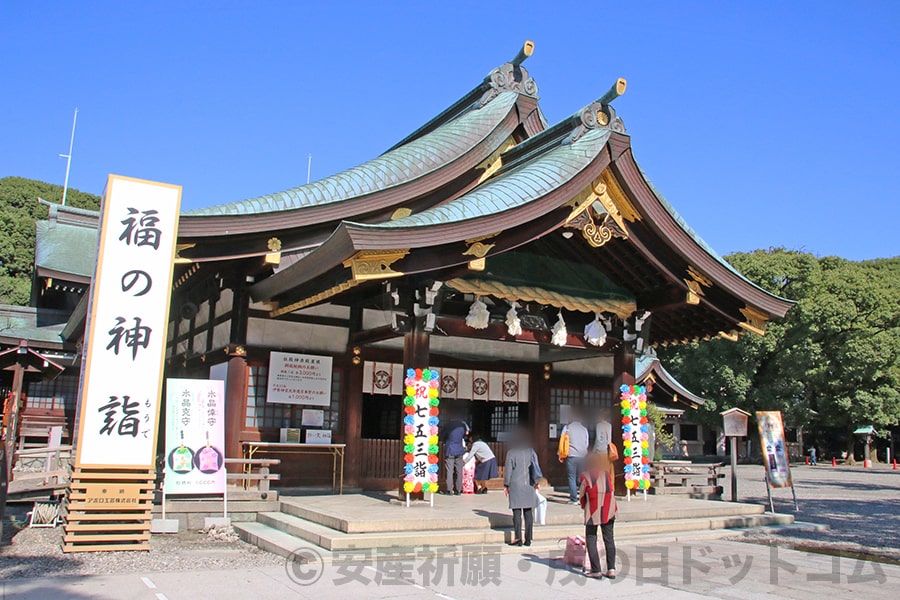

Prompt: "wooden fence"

[360,438,510,489]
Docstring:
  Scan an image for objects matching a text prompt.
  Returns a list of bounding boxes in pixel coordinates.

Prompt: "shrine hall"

[1,42,792,492]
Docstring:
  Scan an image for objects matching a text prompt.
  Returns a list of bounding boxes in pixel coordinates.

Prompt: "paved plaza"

[731,463,900,560]
[2,535,898,599]
[2,464,898,598]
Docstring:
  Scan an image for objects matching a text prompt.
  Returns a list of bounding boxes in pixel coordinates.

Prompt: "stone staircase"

[234,491,795,559]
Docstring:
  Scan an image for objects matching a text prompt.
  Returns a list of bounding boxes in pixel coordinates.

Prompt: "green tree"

[0,177,100,305]
[659,249,900,455]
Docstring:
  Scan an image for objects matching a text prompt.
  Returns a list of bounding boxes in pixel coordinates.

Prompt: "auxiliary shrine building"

[2,44,791,490]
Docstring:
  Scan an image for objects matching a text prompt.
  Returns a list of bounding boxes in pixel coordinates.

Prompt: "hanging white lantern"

[465,296,490,329]
[551,311,568,346]
[584,313,607,347]
[506,301,523,336]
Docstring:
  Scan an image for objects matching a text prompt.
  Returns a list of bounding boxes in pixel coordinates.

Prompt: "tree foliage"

[0,177,101,305]
[659,249,900,441]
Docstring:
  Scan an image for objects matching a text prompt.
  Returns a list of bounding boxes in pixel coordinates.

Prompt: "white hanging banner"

[75,175,181,469]
[518,374,530,403]
[363,362,527,403]
[164,379,226,495]
[472,370,490,401]
[439,368,459,400]
[488,372,503,402]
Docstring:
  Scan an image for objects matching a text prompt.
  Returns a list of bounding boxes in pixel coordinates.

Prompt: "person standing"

[465,432,498,494]
[504,428,543,546]
[809,446,817,466]
[559,408,590,504]
[578,452,618,579]
[592,418,612,456]
[441,411,469,495]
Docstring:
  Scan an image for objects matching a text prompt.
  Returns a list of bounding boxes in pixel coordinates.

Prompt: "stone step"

[277,495,766,534]
[237,510,793,553]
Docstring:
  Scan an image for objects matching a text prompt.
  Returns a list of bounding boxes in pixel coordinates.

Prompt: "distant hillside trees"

[0,177,100,305]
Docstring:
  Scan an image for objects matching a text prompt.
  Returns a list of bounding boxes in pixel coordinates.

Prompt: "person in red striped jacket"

[578,452,618,579]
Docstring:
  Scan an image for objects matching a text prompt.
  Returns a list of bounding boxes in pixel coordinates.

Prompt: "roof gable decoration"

[478,40,538,107]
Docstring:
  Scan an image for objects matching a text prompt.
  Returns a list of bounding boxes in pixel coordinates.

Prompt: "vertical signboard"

[164,379,226,494]
[620,384,651,492]
[266,351,333,406]
[74,175,181,469]
[757,410,792,488]
[403,368,440,495]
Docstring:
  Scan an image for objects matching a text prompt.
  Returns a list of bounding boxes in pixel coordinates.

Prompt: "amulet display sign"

[74,175,181,469]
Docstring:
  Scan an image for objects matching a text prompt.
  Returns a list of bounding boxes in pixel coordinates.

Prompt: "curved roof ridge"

[384,40,539,152]
[634,162,793,306]
[185,91,520,217]
[635,353,707,405]
[346,127,612,230]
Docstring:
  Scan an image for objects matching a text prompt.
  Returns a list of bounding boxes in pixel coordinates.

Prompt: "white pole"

[60,108,78,206]
[406,492,410,508]
[162,485,166,520]
[307,154,312,184]
[224,480,228,519]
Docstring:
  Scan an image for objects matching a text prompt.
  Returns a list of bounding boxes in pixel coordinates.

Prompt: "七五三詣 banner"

[164,379,226,495]
[620,384,651,491]
[403,368,440,494]
[74,176,181,469]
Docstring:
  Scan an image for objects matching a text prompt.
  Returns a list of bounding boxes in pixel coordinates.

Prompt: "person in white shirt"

[464,432,498,494]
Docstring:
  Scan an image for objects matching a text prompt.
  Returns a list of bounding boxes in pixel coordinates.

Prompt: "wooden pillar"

[230,284,250,346]
[612,346,635,495]
[403,331,431,370]
[531,367,551,476]
[224,355,248,468]
[343,303,365,487]
[343,363,364,487]
[4,342,27,481]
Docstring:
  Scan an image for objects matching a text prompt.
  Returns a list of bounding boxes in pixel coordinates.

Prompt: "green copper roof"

[35,219,99,279]
[185,92,520,217]
[351,127,612,229]
[0,305,68,344]
[635,353,706,405]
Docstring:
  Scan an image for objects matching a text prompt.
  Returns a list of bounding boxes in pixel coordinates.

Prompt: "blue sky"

[2,1,898,261]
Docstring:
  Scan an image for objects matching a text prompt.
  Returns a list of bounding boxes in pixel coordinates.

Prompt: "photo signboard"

[266,351,333,406]
[164,379,226,495]
[757,410,793,488]
[74,175,181,469]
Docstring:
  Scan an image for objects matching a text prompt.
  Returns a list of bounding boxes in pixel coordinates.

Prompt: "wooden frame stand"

[62,468,156,553]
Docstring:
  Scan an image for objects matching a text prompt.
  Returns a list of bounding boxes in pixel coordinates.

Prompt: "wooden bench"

[224,458,281,498]
[17,413,69,451]
[650,461,724,498]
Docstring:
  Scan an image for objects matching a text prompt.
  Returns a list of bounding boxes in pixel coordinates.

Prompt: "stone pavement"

[727,463,900,558]
[2,536,897,599]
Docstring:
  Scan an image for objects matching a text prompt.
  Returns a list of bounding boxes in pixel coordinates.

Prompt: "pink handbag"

[562,536,588,568]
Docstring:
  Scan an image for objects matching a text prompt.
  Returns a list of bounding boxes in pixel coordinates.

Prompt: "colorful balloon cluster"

[403,368,441,494]
[620,384,652,490]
